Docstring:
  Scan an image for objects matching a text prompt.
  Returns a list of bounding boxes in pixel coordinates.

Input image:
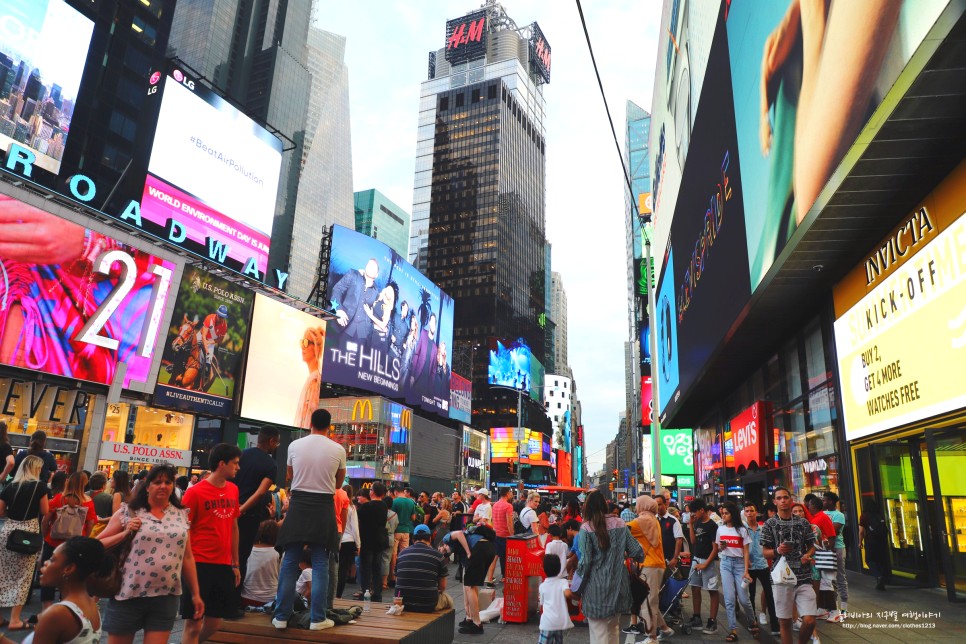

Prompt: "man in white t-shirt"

[273,409,346,632]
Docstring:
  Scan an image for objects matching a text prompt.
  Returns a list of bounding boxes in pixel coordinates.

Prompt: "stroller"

[659,552,695,635]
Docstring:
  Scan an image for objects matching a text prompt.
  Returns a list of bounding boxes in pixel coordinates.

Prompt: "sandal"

[7,622,33,632]
[725,630,739,642]
[749,623,760,639]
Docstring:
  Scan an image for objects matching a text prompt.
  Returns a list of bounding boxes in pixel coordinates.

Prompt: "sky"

[315,0,662,475]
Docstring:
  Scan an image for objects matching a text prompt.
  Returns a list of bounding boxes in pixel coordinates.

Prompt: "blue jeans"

[719,555,755,632]
[275,543,329,624]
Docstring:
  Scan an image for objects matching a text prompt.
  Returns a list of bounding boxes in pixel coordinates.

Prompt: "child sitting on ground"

[295,547,313,610]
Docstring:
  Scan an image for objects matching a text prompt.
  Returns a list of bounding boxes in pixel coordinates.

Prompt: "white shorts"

[773,583,817,620]
[689,557,719,592]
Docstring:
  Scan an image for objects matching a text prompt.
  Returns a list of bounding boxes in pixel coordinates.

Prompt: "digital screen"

[487,337,542,402]
[0,0,93,175]
[141,67,283,278]
[727,0,949,289]
[444,10,487,64]
[154,268,254,416]
[489,427,547,464]
[652,0,952,424]
[240,294,327,429]
[0,191,175,387]
[449,372,472,424]
[324,225,455,417]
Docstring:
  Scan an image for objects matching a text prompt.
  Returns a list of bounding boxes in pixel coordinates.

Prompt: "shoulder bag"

[5,482,43,555]
[87,507,137,598]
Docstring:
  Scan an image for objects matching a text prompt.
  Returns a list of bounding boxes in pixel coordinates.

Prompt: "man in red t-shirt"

[181,443,241,644]
[492,488,515,582]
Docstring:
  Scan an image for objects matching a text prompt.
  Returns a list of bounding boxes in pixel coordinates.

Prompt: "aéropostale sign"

[660,428,694,475]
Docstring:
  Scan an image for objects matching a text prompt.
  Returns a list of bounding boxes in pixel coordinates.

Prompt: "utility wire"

[574,0,651,245]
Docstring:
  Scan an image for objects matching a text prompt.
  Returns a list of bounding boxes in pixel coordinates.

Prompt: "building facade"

[354,188,411,258]
[410,3,553,454]
[550,271,569,376]
[647,0,965,600]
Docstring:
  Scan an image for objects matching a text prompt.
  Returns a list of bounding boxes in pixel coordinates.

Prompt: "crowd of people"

[0,419,883,644]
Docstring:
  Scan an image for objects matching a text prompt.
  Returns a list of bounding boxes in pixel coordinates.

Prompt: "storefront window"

[327,396,411,483]
[791,455,839,498]
[695,426,719,485]
[97,403,194,475]
[0,377,98,474]
[783,342,803,401]
[190,418,224,471]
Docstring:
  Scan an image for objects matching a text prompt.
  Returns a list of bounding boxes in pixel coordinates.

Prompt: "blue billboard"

[487,337,544,403]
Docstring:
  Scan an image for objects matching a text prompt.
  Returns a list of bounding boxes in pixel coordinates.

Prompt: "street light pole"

[516,386,523,496]
[645,235,661,494]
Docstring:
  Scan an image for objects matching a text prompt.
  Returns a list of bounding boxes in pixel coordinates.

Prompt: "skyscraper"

[411,2,552,437]
[167,0,317,291]
[286,27,354,299]
[550,271,568,376]
[354,188,411,258]
[624,101,651,433]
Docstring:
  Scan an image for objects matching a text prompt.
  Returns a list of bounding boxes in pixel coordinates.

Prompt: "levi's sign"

[730,401,769,472]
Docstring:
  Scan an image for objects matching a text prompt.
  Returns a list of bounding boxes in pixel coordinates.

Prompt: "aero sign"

[661,428,693,475]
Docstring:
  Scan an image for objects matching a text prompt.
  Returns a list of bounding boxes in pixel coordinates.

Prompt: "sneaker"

[643,638,660,644]
[271,618,288,630]
[309,619,334,630]
[483,581,496,589]
[459,618,473,627]
[689,616,703,628]
[826,610,844,623]
[658,626,675,639]
[458,622,485,635]
[622,624,642,634]
[816,610,830,621]
[811,635,821,644]
[703,618,718,634]
[792,618,802,632]
[771,631,781,637]
[758,612,767,625]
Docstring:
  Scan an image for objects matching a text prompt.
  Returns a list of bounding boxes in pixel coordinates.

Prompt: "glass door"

[872,441,932,584]
[925,428,966,602]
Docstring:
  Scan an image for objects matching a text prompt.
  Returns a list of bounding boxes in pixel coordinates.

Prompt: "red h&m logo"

[534,36,551,72]
[448,16,485,50]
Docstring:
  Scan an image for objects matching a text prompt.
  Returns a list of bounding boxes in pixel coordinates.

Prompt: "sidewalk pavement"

[3,564,961,643]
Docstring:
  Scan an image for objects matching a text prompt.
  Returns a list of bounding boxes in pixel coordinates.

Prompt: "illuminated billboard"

[324,225,454,417]
[726,0,949,288]
[154,268,253,416]
[240,294,326,429]
[528,22,551,84]
[487,337,543,403]
[652,0,952,422]
[0,0,93,175]
[449,372,472,424]
[832,161,966,442]
[0,191,176,388]
[489,428,549,465]
[444,10,487,64]
[141,67,283,279]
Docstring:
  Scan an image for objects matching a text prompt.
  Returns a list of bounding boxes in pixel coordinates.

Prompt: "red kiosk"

[501,534,545,623]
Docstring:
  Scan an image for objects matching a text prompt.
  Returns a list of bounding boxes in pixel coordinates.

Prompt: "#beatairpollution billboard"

[141,67,283,279]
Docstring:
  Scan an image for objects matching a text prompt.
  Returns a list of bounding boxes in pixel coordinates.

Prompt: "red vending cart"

[502,534,545,623]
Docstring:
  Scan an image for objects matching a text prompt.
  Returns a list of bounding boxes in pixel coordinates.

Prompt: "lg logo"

[172,69,196,90]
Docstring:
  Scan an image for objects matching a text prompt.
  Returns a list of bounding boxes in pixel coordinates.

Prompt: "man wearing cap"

[394,524,448,613]
[199,304,229,387]
[472,488,492,526]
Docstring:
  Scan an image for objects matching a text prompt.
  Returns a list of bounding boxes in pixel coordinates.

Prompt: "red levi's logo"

[720,533,743,549]
[730,401,770,472]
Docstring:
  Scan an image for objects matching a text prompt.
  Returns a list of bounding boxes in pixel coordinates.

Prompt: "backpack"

[414,503,425,524]
[50,503,88,540]
[513,511,527,535]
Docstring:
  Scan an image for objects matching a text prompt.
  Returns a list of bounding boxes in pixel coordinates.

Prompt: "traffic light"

[609,482,614,491]
[612,468,618,480]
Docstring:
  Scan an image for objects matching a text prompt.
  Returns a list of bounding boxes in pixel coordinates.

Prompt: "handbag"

[813,548,837,571]
[50,503,89,540]
[87,508,136,598]
[627,558,650,605]
[5,481,42,555]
